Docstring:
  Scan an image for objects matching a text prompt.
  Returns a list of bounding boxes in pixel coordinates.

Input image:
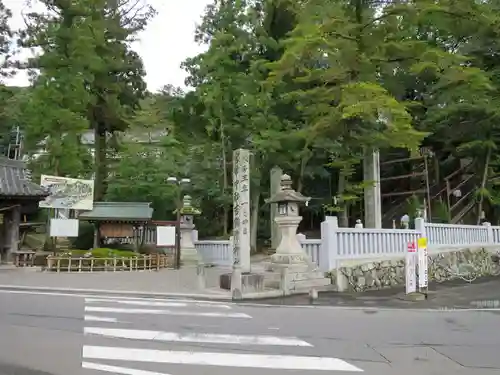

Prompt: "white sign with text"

[406,241,417,294]
[418,237,428,289]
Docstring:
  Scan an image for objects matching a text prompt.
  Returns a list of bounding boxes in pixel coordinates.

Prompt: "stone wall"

[330,248,500,292]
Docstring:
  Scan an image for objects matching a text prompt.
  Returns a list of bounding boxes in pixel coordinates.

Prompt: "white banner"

[406,241,417,294]
[418,237,428,289]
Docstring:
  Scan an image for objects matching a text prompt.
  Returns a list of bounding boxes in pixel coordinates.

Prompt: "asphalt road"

[0,291,499,375]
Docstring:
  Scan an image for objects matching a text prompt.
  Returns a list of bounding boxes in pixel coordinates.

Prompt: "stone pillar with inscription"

[179,195,202,265]
[232,149,251,273]
[265,174,331,291]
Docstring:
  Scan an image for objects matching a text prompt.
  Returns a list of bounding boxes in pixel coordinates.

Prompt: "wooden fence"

[45,254,172,272]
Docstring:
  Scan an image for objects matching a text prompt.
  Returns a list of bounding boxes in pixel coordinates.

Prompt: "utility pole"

[7,126,23,160]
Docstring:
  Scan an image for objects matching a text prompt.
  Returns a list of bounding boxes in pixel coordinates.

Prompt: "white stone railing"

[318,217,500,271]
[125,219,500,271]
[425,222,490,247]
[195,240,233,266]
[193,235,320,267]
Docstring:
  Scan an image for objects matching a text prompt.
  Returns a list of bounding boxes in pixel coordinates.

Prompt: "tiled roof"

[0,157,47,197]
[78,202,153,222]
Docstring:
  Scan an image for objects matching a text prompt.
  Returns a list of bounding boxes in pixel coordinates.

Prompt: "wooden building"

[0,157,47,263]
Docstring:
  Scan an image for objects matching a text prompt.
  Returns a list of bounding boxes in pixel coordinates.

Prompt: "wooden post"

[7,206,21,263]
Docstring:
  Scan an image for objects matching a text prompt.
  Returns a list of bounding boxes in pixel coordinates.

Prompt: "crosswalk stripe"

[85,306,252,318]
[84,327,313,347]
[82,346,364,372]
[82,361,170,375]
[85,298,231,309]
[87,295,230,306]
[84,315,120,323]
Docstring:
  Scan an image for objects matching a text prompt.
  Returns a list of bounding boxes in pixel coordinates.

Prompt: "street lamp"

[167,176,191,269]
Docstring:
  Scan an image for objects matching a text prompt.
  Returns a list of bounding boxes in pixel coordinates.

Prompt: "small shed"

[0,157,48,262]
[78,202,154,248]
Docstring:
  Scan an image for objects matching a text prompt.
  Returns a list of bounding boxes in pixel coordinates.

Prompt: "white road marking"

[82,361,170,375]
[84,327,312,347]
[84,315,120,323]
[85,306,252,318]
[83,346,363,372]
[85,297,231,309]
[2,289,500,313]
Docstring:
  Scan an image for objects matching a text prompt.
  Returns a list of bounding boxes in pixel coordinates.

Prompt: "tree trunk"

[220,121,229,237]
[94,124,107,201]
[250,188,260,253]
[477,148,491,224]
[297,146,311,193]
[338,171,349,227]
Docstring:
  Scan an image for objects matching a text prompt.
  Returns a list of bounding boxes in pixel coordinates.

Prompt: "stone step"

[264,271,331,289]
[289,278,332,290]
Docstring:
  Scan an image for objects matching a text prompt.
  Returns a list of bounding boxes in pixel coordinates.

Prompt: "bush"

[62,248,138,258]
[138,244,163,255]
[106,242,136,252]
[70,222,95,250]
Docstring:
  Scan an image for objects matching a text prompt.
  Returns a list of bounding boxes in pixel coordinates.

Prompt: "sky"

[4,0,210,92]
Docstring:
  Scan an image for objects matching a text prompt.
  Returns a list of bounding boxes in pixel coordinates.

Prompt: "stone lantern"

[266,174,310,265]
[179,195,201,265]
[265,174,330,290]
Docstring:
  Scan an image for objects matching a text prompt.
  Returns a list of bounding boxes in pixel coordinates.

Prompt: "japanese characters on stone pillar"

[232,149,251,273]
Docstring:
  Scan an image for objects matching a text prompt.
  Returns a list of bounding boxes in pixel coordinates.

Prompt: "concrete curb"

[0,285,288,302]
[0,285,234,301]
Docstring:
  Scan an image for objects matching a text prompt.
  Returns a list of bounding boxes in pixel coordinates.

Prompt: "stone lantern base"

[180,247,201,265]
[264,216,331,291]
[264,262,331,291]
[180,225,201,266]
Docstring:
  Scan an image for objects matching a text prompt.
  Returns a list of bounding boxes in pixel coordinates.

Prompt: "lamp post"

[167,176,191,269]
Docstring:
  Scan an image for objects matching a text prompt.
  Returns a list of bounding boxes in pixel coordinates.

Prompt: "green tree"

[266,0,492,225]
[20,0,154,195]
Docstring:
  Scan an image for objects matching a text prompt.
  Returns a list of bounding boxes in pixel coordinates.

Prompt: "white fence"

[128,219,500,271]
[193,218,500,270]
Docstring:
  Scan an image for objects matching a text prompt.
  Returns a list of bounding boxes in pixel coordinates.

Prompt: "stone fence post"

[414,217,426,240]
[319,217,335,272]
[192,230,199,243]
[320,216,348,291]
[483,222,494,243]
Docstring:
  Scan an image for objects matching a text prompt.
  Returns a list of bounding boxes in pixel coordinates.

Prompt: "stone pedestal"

[180,223,200,265]
[178,195,202,266]
[266,216,330,291]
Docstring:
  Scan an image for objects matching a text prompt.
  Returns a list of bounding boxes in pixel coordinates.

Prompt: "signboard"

[406,241,417,294]
[156,226,176,247]
[232,149,251,272]
[418,237,428,289]
[39,175,94,210]
[50,219,79,237]
[100,223,134,238]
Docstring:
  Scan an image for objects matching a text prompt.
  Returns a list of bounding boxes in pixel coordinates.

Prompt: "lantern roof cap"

[265,174,310,204]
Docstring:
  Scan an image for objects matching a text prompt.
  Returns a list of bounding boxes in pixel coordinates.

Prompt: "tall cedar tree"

[21,0,153,196]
